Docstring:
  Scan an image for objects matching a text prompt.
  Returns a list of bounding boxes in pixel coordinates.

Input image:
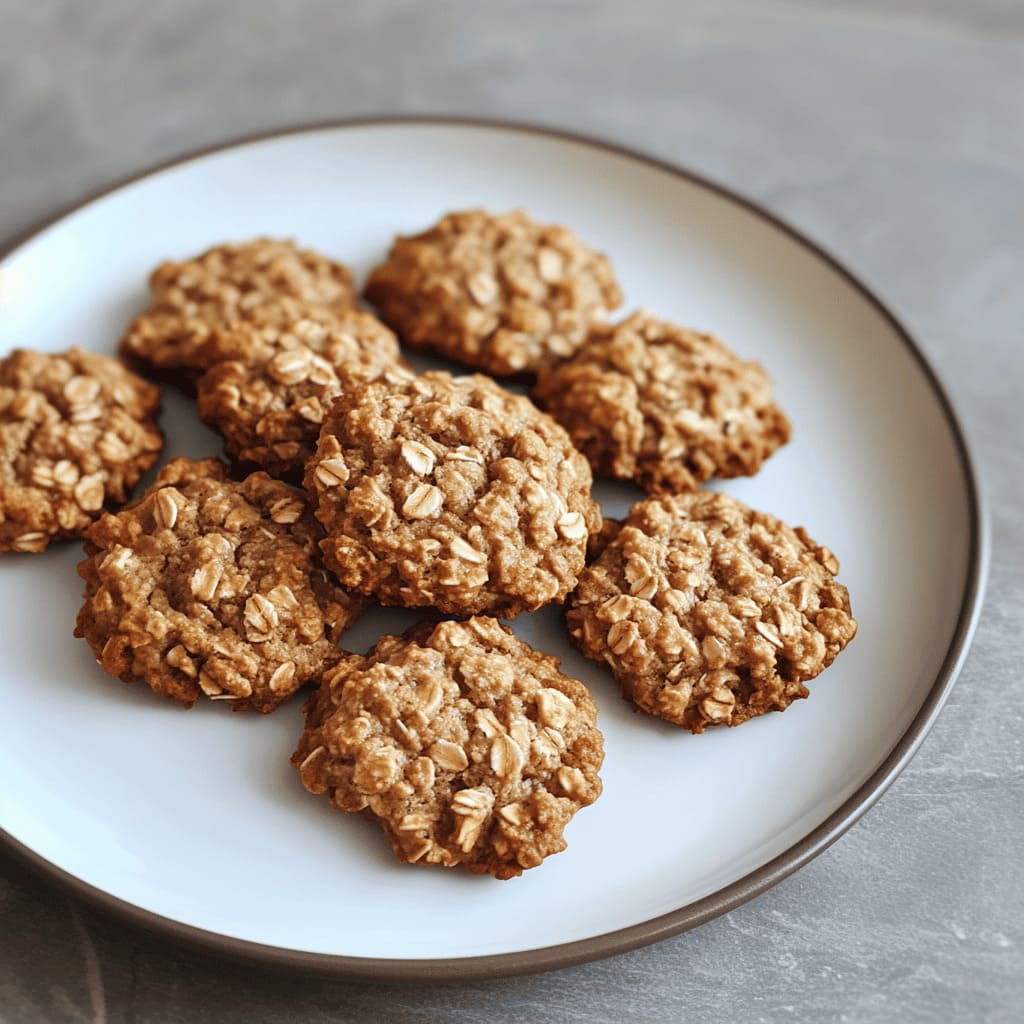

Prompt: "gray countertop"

[1,2,1021,1021]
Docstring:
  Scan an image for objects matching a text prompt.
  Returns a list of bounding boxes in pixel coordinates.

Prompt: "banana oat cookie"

[196,307,406,480]
[567,491,857,733]
[533,311,791,494]
[0,347,163,553]
[75,457,362,712]
[293,616,604,878]
[363,209,622,377]
[119,239,357,386]
[304,370,602,617]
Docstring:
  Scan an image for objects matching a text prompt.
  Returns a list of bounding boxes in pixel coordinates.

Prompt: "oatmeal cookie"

[0,347,163,553]
[533,311,791,494]
[75,457,362,712]
[119,240,357,386]
[293,616,604,878]
[196,307,406,479]
[567,491,857,732]
[304,370,602,617]
[363,209,622,377]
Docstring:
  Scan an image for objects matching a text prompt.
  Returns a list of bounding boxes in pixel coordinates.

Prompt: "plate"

[0,118,986,979]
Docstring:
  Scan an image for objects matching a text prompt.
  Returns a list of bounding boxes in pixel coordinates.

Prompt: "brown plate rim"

[0,114,989,982]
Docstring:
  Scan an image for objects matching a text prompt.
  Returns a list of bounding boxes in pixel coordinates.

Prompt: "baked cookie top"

[0,347,163,553]
[363,209,622,377]
[196,307,406,480]
[567,491,857,733]
[293,616,604,879]
[119,239,357,383]
[533,311,791,494]
[75,457,362,713]
[304,370,602,617]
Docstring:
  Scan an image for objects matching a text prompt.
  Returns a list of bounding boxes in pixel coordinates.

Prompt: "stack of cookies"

[0,212,857,879]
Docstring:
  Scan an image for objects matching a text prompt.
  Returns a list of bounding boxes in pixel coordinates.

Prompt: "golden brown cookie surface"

[119,240,357,385]
[0,347,163,553]
[533,311,790,494]
[304,370,601,618]
[364,209,622,377]
[567,491,857,732]
[196,307,406,480]
[293,617,604,879]
[74,457,362,712]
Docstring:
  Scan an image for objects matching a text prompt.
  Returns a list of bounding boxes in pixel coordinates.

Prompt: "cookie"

[293,616,604,878]
[74,457,362,712]
[566,491,857,732]
[304,370,602,617]
[119,240,357,387]
[0,347,163,553]
[364,209,622,377]
[533,311,791,494]
[196,307,406,480]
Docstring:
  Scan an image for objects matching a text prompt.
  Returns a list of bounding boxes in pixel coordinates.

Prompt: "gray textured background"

[1,1,1022,1021]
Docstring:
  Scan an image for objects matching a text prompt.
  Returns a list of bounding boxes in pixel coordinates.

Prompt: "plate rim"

[0,114,989,981]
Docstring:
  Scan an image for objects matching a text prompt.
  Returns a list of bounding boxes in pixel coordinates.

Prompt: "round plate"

[0,118,986,979]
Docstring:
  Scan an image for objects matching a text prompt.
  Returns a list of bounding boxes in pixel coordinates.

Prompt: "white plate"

[0,119,986,979]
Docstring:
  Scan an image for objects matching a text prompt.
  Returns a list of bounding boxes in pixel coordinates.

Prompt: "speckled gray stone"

[1,1,1022,1021]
